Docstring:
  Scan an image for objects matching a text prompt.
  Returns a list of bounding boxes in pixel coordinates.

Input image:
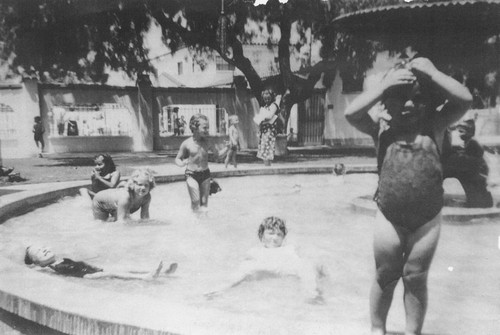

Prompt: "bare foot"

[145,261,164,280]
[164,262,178,275]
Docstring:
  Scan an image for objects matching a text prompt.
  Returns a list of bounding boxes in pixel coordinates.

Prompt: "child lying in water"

[205,216,323,302]
[25,244,177,280]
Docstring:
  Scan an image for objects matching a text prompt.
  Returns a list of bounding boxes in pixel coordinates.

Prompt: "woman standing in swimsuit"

[345,48,472,335]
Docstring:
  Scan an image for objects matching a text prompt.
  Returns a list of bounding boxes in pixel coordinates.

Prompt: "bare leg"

[85,261,163,280]
[231,150,238,168]
[402,213,441,335]
[225,148,234,168]
[199,178,211,209]
[370,210,405,335]
[186,177,201,211]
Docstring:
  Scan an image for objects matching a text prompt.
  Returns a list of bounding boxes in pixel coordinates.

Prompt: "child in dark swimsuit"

[345,48,472,335]
[25,245,177,280]
[80,154,121,200]
[175,113,224,214]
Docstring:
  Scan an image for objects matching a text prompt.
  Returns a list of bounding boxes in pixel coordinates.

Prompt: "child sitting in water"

[175,113,224,213]
[92,168,154,223]
[344,48,472,335]
[80,154,121,199]
[25,244,177,280]
[225,115,240,169]
[442,118,493,208]
[205,216,323,302]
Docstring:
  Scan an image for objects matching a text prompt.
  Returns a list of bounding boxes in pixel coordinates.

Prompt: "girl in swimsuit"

[345,48,472,335]
[92,168,154,223]
[175,113,224,213]
[25,245,177,280]
[81,153,121,199]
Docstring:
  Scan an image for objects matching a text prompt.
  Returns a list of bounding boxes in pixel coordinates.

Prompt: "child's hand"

[409,57,438,78]
[368,102,391,124]
[381,68,416,90]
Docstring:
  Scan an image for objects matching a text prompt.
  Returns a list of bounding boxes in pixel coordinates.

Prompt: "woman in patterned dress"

[255,89,279,166]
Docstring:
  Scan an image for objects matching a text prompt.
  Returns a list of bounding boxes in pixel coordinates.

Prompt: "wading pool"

[0,173,499,335]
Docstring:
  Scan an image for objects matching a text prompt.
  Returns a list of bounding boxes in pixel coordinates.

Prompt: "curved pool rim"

[0,164,376,335]
[1,163,498,335]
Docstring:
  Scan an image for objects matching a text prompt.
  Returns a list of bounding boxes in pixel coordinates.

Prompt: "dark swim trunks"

[376,130,444,231]
[52,258,103,278]
[185,168,211,186]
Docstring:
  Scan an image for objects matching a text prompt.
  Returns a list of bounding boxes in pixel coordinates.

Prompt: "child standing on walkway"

[32,116,45,158]
[175,113,223,213]
[92,168,154,223]
[225,115,240,168]
[344,50,472,335]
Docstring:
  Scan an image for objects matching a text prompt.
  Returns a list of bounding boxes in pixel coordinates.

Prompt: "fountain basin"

[0,166,499,335]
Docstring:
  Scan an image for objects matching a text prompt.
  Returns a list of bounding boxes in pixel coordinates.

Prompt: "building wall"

[324,50,399,147]
[1,81,329,158]
[153,87,260,150]
[39,84,152,153]
[0,80,40,159]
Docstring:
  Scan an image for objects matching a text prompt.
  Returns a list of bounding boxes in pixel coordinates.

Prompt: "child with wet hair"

[24,244,176,280]
[175,113,224,213]
[92,168,155,223]
[205,216,323,302]
[345,48,472,335]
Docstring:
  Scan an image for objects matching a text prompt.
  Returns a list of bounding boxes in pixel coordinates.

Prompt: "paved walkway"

[0,149,377,187]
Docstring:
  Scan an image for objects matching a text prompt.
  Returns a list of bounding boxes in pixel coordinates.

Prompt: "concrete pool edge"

[0,164,376,335]
[351,194,500,222]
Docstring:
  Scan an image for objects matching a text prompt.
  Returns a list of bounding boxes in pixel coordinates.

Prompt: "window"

[177,62,183,75]
[159,104,228,137]
[0,103,16,139]
[216,56,235,71]
[49,103,132,137]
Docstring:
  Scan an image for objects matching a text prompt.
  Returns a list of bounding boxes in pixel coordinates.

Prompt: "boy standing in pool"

[205,216,323,302]
[175,113,223,213]
[345,50,472,335]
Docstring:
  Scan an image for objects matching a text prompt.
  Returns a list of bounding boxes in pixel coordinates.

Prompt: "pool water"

[1,173,499,334]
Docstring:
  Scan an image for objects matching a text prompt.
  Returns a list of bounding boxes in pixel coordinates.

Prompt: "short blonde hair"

[127,168,156,190]
[189,113,209,133]
[228,115,239,126]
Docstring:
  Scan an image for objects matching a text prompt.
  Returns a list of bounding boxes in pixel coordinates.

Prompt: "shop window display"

[159,104,228,136]
[49,104,132,137]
